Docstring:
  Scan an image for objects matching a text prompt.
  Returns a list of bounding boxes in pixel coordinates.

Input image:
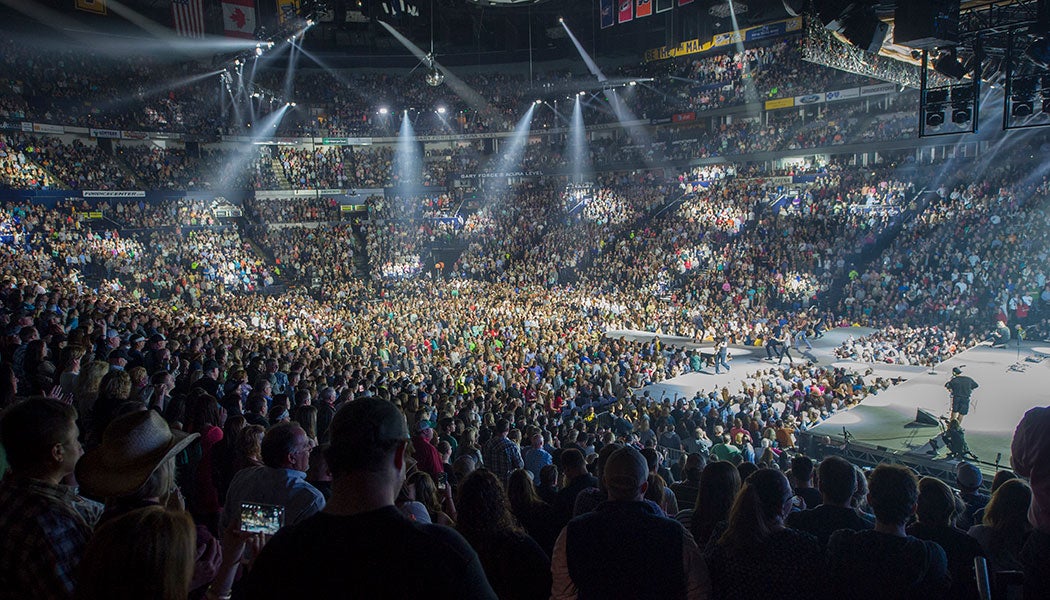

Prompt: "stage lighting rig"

[933,48,970,80]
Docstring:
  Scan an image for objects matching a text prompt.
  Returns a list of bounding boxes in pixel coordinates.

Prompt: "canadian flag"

[222,0,256,38]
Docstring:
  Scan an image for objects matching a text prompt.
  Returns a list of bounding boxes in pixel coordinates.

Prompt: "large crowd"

[1,19,1050,600]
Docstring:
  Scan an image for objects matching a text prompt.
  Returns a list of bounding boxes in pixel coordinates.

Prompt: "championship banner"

[76,0,106,15]
[222,0,257,38]
[618,0,633,24]
[600,0,615,29]
[636,0,652,18]
[655,0,673,12]
[276,0,300,24]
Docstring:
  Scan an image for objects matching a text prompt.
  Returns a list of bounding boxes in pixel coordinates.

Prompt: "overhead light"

[629,81,637,86]
[379,107,389,115]
[307,18,315,26]
[535,99,542,105]
[255,46,264,56]
[290,102,297,106]
[234,59,241,66]
[267,41,274,48]
[951,107,971,124]
[436,106,447,114]
[558,17,564,23]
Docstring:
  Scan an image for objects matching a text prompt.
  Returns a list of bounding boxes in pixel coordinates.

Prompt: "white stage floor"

[605,327,1048,474]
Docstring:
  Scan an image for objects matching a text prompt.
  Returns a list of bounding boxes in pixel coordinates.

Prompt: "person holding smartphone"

[236,398,496,599]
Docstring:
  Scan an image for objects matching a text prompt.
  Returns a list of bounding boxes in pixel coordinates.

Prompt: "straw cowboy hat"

[77,410,199,498]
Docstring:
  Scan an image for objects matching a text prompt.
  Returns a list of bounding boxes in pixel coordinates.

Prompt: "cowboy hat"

[77,410,199,498]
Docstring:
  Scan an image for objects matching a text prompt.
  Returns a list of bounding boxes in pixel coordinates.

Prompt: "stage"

[605,327,1048,484]
[802,341,1050,482]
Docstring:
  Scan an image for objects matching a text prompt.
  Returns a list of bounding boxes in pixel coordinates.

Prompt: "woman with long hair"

[968,479,1032,572]
[689,461,742,547]
[292,404,319,448]
[213,415,247,503]
[706,468,823,599]
[506,468,561,557]
[459,427,483,467]
[22,338,55,395]
[89,370,132,445]
[56,345,86,397]
[402,471,455,526]
[76,506,196,600]
[456,470,551,600]
[182,392,225,533]
[74,360,110,433]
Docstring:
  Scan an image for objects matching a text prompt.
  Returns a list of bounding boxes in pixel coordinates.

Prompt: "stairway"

[271,158,293,189]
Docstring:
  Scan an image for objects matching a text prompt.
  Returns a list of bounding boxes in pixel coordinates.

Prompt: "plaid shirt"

[482,435,523,483]
[0,475,94,600]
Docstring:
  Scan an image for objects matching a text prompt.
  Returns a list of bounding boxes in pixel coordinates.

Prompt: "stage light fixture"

[629,81,637,86]
[926,109,945,127]
[535,100,542,105]
[952,107,971,124]
[255,44,263,56]
[290,102,297,106]
[1013,101,1035,117]
[436,106,446,114]
[933,49,969,79]
[379,107,389,115]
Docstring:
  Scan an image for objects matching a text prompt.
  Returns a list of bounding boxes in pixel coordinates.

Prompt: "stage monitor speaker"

[915,408,940,426]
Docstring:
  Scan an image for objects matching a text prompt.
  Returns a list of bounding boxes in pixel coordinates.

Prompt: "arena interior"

[0,0,1049,599]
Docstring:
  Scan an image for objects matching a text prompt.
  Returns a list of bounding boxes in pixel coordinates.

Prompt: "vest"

[565,500,687,600]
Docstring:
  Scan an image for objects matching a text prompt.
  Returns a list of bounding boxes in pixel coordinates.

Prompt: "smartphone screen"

[240,502,285,534]
[437,472,448,490]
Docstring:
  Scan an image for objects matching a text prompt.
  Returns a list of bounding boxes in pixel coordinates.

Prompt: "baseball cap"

[952,367,962,375]
[956,461,982,489]
[416,420,434,433]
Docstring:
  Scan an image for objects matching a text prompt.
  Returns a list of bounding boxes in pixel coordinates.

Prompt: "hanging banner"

[90,128,121,139]
[656,0,673,12]
[172,0,205,38]
[222,0,257,38]
[644,17,802,62]
[600,0,615,29]
[276,0,300,24]
[764,98,795,110]
[618,0,633,24]
[76,0,106,15]
[636,0,652,18]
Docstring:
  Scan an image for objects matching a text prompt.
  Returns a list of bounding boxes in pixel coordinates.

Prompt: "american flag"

[172,0,205,38]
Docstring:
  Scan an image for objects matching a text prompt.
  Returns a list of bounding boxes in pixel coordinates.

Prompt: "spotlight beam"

[484,105,536,197]
[213,104,291,190]
[376,20,501,126]
[561,20,607,82]
[568,96,592,184]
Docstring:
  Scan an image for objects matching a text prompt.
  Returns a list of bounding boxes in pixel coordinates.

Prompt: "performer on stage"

[715,337,731,374]
[945,367,979,425]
